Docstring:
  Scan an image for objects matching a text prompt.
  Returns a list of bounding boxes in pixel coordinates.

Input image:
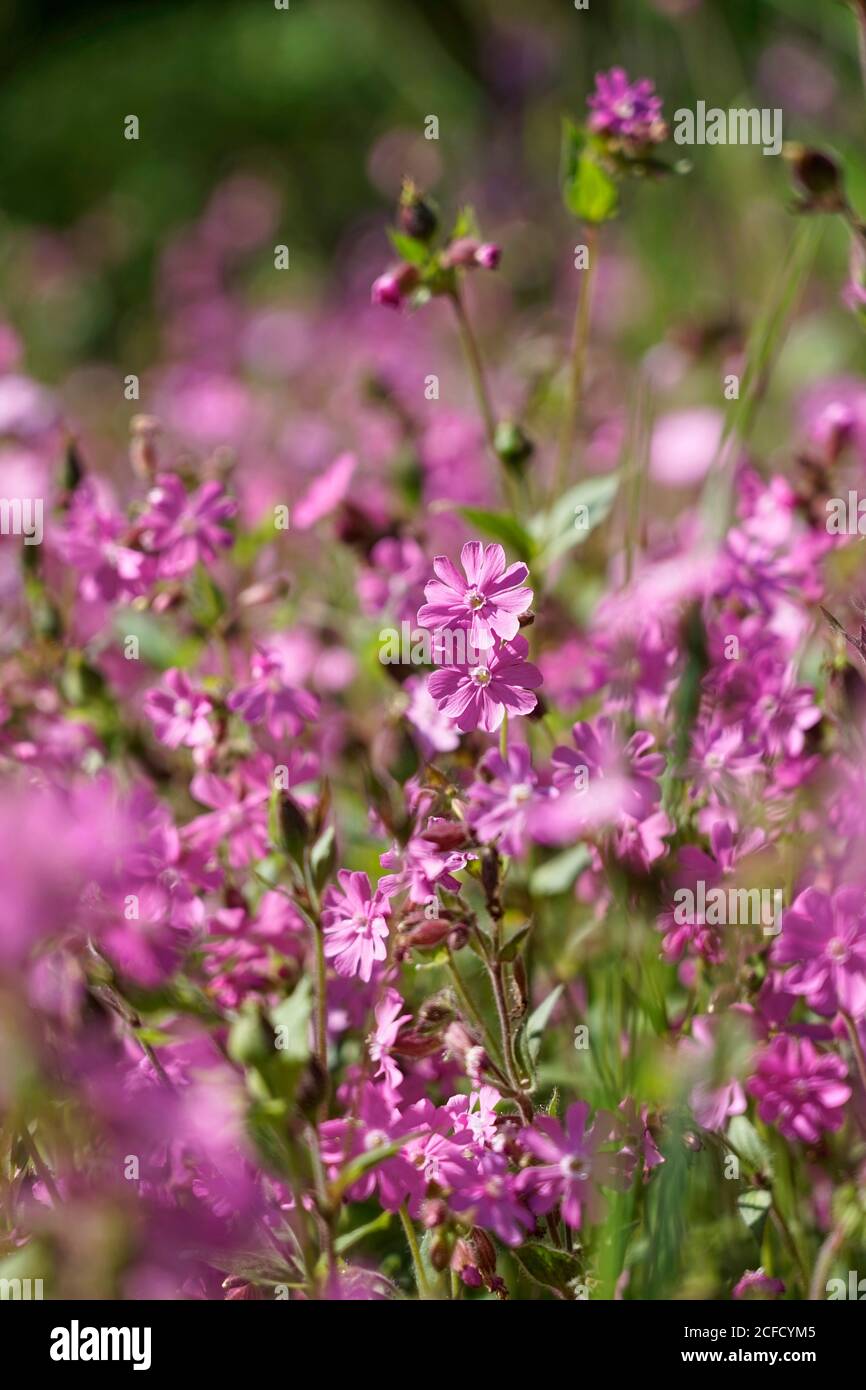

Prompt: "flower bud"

[441,236,480,269]
[420,818,468,850]
[400,917,454,948]
[444,1020,483,1068]
[494,420,534,471]
[371,262,420,308]
[481,847,500,902]
[277,792,312,864]
[398,178,438,241]
[784,143,846,212]
[475,242,501,269]
[421,1197,449,1229]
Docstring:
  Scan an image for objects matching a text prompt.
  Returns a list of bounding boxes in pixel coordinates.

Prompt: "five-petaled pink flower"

[772,885,866,1019]
[322,870,391,983]
[143,669,214,751]
[368,988,412,1090]
[427,634,542,734]
[139,473,236,578]
[418,541,533,652]
[517,1102,618,1230]
[227,645,319,739]
[748,1035,851,1143]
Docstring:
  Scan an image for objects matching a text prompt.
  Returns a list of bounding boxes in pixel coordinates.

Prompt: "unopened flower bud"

[444,1020,484,1070]
[420,818,468,850]
[494,420,534,472]
[475,242,501,269]
[398,178,438,241]
[466,1227,498,1281]
[277,792,311,864]
[784,143,847,212]
[371,262,420,308]
[401,917,454,948]
[448,924,469,951]
[451,1239,482,1287]
[421,1197,449,1229]
[441,236,480,269]
[481,847,500,902]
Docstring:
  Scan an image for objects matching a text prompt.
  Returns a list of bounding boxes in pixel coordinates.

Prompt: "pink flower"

[517,1102,618,1229]
[322,870,391,983]
[54,480,150,603]
[427,634,542,734]
[379,820,474,905]
[320,1085,424,1211]
[551,719,664,819]
[293,451,356,530]
[475,242,501,270]
[371,264,419,308]
[449,1152,534,1246]
[733,1268,786,1300]
[772,886,866,1019]
[403,675,460,755]
[418,541,533,651]
[748,1035,851,1142]
[368,988,412,1090]
[587,67,666,145]
[467,744,553,857]
[227,645,319,738]
[680,1016,748,1132]
[139,474,236,578]
[143,669,214,750]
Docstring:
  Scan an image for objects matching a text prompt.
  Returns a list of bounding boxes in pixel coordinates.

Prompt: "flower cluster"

[3,52,866,1308]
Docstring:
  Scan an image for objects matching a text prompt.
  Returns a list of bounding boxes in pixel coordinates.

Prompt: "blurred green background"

[1,0,865,380]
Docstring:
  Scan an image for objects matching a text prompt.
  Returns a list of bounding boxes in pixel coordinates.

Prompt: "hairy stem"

[399,1202,432,1299]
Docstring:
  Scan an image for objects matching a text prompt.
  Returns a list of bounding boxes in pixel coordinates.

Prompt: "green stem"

[445,948,508,1081]
[809,1221,846,1302]
[399,1202,432,1299]
[449,287,519,511]
[554,223,598,498]
[499,709,509,759]
[842,1010,866,1098]
[302,857,330,1114]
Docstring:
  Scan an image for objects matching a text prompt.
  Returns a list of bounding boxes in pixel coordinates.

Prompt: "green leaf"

[737,1187,772,1242]
[529,844,591,896]
[512,1241,583,1298]
[443,505,535,565]
[561,119,619,224]
[451,204,480,240]
[113,608,200,670]
[187,564,226,630]
[387,229,430,267]
[531,473,620,566]
[525,983,564,1064]
[726,1115,773,1178]
[309,825,337,892]
[335,1211,392,1255]
[228,1003,273,1068]
[331,1131,424,1199]
[499,922,532,962]
[270,978,313,1064]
